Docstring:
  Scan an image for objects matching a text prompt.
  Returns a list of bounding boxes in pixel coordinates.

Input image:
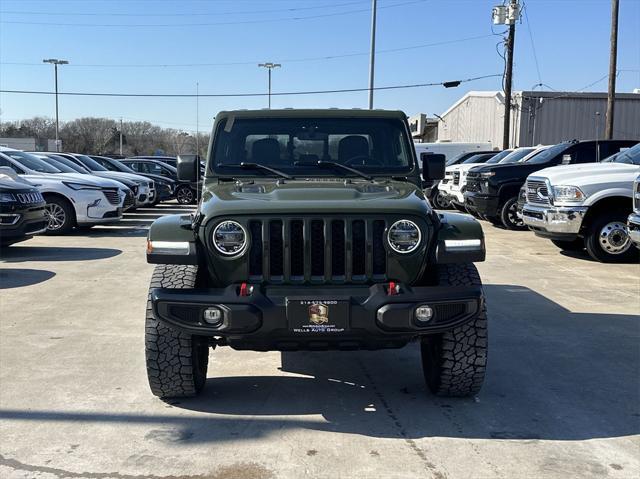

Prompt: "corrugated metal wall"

[438,91,640,148]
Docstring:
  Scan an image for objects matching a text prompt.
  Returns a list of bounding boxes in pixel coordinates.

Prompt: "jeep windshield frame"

[209,116,416,179]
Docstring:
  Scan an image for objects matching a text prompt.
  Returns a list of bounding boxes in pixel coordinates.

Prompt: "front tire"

[585,211,637,263]
[43,196,75,234]
[421,263,488,397]
[432,188,451,209]
[175,185,195,205]
[500,196,526,230]
[145,265,209,398]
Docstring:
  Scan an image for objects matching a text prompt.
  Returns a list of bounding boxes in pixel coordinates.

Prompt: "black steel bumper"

[150,283,483,351]
[464,192,500,217]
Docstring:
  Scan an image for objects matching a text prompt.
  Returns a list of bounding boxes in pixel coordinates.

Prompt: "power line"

[522,3,542,86]
[0,0,426,28]
[0,34,493,69]
[0,0,368,17]
[0,74,503,98]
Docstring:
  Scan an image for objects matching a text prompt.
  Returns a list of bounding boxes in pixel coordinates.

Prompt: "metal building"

[436,90,640,147]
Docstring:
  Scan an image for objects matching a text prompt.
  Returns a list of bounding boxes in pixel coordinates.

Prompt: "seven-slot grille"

[102,188,121,205]
[247,217,388,284]
[16,191,44,204]
[526,179,551,205]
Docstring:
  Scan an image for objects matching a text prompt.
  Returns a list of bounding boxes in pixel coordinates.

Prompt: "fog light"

[415,305,433,323]
[203,307,223,326]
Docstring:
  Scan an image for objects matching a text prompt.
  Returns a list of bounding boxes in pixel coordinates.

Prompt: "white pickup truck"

[628,175,640,248]
[522,143,640,263]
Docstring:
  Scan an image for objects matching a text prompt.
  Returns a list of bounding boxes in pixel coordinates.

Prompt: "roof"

[215,109,408,120]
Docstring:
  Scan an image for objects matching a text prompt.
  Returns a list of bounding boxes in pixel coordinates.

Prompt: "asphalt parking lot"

[1,205,639,479]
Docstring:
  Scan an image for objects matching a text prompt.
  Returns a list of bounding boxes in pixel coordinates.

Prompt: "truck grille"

[248,217,388,283]
[466,176,481,193]
[453,171,460,185]
[526,179,551,205]
[102,188,121,205]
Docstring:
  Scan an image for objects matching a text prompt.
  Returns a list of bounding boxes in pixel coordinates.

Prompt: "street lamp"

[43,58,69,152]
[258,62,281,109]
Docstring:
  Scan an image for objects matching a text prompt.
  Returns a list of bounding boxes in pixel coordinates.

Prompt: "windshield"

[3,150,61,173]
[603,143,640,165]
[462,153,494,164]
[211,117,413,177]
[73,154,109,171]
[523,143,571,164]
[479,150,510,164]
[37,156,78,173]
[98,157,137,173]
[499,147,536,164]
[44,154,90,173]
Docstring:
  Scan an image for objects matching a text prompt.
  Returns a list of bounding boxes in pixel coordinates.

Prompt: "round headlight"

[387,220,421,253]
[213,220,247,256]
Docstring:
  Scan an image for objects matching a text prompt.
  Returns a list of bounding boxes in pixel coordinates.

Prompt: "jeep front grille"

[247,218,388,283]
[526,179,551,205]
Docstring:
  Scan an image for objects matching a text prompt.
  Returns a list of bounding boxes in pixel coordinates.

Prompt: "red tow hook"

[388,281,400,296]
[239,282,253,297]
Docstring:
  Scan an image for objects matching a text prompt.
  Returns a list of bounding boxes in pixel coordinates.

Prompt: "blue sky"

[0,0,638,133]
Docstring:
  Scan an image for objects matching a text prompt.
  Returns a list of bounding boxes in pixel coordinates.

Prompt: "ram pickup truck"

[465,140,638,230]
[522,143,640,263]
[144,109,488,400]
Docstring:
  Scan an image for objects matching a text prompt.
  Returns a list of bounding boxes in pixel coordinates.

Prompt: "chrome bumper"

[522,204,588,234]
[628,212,640,247]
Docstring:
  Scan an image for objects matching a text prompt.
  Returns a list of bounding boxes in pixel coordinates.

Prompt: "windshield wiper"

[294,160,372,180]
[217,162,292,180]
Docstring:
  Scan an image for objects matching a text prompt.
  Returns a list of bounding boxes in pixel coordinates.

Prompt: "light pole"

[368,0,377,109]
[43,58,68,152]
[258,62,281,109]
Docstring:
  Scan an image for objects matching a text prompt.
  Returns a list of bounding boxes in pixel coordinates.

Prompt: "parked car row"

[425,139,640,263]
[0,149,198,245]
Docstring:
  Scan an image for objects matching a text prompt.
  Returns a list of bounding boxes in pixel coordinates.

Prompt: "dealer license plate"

[286,299,349,334]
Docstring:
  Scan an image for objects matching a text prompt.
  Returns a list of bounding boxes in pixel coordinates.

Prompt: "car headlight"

[0,192,16,202]
[62,181,102,191]
[480,172,495,178]
[213,220,247,256]
[387,219,421,253]
[552,185,586,202]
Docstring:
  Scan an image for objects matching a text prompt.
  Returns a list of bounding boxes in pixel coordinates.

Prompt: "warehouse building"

[435,90,640,147]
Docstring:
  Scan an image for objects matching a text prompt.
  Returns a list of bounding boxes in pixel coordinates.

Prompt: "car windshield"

[603,144,640,165]
[211,117,413,177]
[3,150,61,173]
[462,153,494,164]
[95,156,136,173]
[499,147,536,163]
[44,154,90,173]
[523,143,571,164]
[481,150,512,164]
[37,156,78,173]
[73,154,109,171]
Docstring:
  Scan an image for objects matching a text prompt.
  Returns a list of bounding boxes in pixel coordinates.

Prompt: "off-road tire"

[551,238,584,252]
[145,265,209,398]
[421,263,487,397]
[585,211,638,263]
[500,196,527,230]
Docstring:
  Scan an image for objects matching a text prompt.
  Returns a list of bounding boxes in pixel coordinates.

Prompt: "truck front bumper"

[522,204,588,239]
[628,212,640,248]
[150,283,483,351]
[464,192,499,217]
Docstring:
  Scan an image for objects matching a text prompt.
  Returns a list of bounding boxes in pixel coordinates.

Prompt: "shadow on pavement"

[0,268,56,289]
[0,285,638,443]
[1,246,122,262]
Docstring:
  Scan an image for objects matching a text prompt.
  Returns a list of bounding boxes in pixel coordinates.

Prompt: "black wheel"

[585,211,638,263]
[500,196,527,230]
[421,263,488,397]
[43,196,75,234]
[175,185,195,205]
[432,188,451,209]
[551,238,584,252]
[145,265,209,398]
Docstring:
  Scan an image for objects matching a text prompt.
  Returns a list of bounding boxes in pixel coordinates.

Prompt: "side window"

[160,166,174,177]
[125,162,140,172]
[0,157,23,174]
[573,143,597,163]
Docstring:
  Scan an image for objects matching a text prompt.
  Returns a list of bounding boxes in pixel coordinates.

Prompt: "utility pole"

[42,58,69,152]
[258,63,281,109]
[605,0,619,140]
[119,118,123,155]
[368,0,377,109]
[492,1,520,149]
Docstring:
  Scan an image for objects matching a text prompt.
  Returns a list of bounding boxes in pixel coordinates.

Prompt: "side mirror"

[421,153,446,181]
[177,154,199,182]
[561,154,572,165]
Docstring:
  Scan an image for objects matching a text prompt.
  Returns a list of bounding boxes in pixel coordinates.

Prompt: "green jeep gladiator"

[145,109,488,399]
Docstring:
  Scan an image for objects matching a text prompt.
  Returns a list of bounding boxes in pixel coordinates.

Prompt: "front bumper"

[0,206,47,244]
[151,283,483,351]
[628,212,640,248]
[464,192,499,217]
[522,204,588,238]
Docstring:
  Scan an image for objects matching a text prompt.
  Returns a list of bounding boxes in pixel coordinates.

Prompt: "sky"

[0,0,639,134]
